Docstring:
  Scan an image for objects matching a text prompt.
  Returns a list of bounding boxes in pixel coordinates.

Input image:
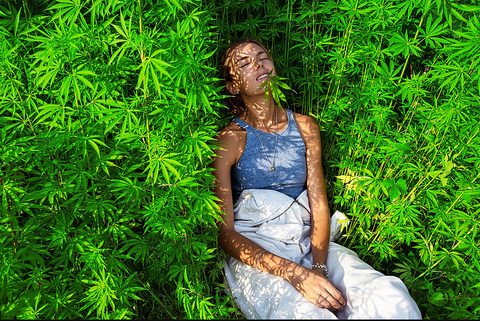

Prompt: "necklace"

[245,107,278,172]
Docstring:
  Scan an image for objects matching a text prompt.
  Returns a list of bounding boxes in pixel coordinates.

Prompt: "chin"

[254,88,267,96]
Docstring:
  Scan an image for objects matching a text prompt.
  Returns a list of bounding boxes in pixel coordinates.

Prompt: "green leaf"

[430,292,445,306]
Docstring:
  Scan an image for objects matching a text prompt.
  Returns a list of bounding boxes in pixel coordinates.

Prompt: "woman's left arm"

[294,112,331,272]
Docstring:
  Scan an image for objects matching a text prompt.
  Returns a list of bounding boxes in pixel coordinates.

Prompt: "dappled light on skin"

[224,42,281,131]
[259,253,345,312]
[299,113,331,280]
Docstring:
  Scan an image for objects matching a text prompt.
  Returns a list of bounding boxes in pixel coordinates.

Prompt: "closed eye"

[240,56,268,68]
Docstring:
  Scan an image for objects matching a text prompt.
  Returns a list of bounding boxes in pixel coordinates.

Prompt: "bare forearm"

[219,228,299,280]
[219,219,345,311]
[310,208,330,265]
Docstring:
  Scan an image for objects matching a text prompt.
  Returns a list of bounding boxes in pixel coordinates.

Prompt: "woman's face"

[226,42,276,98]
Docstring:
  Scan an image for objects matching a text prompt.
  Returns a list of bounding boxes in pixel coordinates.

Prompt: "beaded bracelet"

[312,263,328,279]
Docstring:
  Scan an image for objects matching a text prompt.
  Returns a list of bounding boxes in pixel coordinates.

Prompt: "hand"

[288,265,346,312]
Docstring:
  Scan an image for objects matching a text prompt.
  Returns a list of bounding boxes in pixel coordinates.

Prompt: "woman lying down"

[211,38,422,319]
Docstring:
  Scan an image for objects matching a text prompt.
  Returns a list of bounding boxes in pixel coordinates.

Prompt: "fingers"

[317,282,346,311]
[291,266,346,311]
[316,294,335,311]
[325,283,346,307]
[318,292,343,311]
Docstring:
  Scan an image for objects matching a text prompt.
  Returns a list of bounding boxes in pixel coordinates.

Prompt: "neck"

[242,92,278,131]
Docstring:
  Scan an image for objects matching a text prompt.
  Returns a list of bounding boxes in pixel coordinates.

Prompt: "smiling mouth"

[256,72,270,81]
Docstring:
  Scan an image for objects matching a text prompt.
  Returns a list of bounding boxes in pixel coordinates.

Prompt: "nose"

[254,58,262,70]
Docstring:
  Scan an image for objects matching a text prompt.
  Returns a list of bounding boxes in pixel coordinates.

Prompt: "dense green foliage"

[1,0,479,319]
[0,0,233,319]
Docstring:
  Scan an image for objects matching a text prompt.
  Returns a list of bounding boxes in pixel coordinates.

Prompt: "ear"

[226,82,238,95]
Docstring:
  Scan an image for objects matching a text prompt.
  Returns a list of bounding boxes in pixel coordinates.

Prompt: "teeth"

[258,74,268,80]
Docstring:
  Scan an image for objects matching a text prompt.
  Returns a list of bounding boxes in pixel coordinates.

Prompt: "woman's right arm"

[211,125,269,267]
[211,125,345,312]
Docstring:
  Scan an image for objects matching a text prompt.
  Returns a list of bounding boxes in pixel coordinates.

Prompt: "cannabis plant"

[1,0,479,319]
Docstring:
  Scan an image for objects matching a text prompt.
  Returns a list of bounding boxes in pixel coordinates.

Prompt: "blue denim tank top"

[231,109,307,202]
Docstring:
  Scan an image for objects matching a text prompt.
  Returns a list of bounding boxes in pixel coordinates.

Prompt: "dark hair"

[220,38,272,117]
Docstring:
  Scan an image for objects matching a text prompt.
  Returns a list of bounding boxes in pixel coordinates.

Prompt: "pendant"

[269,166,275,172]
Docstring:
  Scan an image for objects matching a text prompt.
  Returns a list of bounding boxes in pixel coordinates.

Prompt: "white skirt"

[223,189,422,319]
[224,242,422,319]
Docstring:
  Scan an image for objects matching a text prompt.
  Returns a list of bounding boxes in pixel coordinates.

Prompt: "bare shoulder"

[292,111,321,147]
[212,121,246,168]
[216,121,246,145]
